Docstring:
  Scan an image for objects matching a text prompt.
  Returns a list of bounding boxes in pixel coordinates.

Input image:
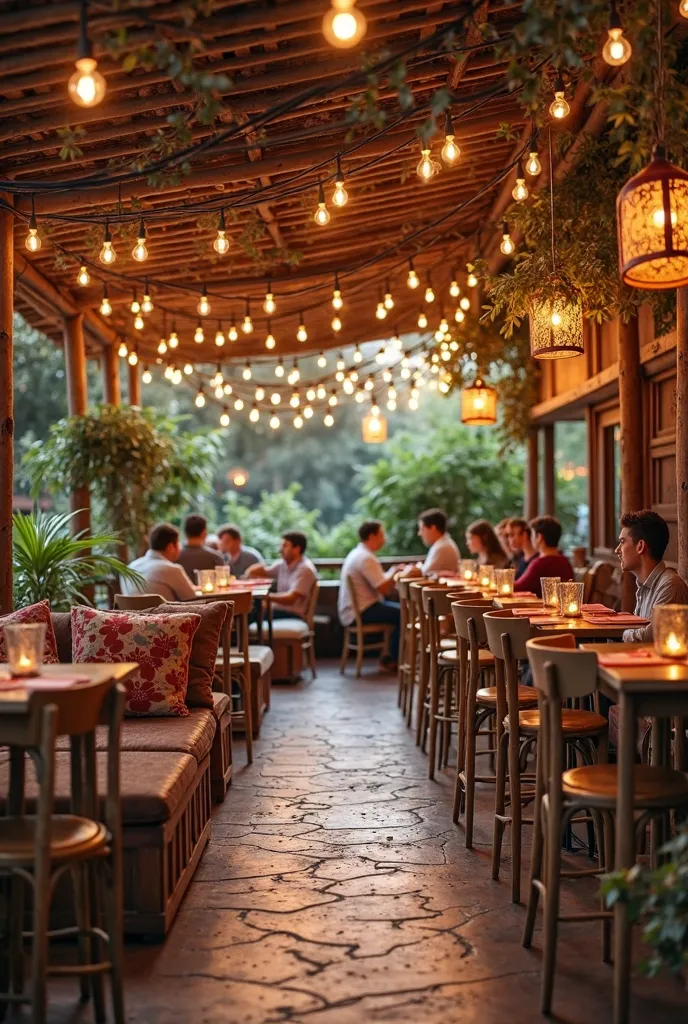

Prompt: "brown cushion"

[51,613,73,663]
[155,601,230,709]
[212,692,230,719]
[56,709,216,764]
[0,751,198,825]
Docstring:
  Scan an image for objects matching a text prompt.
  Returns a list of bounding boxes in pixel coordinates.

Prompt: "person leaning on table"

[122,522,198,602]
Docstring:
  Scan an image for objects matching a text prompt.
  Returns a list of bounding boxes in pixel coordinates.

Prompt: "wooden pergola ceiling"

[2,0,528,364]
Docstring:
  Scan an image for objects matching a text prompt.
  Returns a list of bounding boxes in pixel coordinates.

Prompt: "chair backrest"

[583,559,616,607]
[484,609,532,661]
[114,593,164,610]
[396,578,415,601]
[343,574,363,622]
[451,599,493,644]
[421,585,455,618]
[446,589,482,602]
[526,634,598,700]
[305,581,320,629]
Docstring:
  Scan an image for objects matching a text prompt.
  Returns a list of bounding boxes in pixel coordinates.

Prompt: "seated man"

[217,523,264,578]
[122,523,198,602]
[418,507,460,576]
[339,520,401,670]
[616,509,688,642]
[506,516,539,578]
[176,513,225,581]
[514,515,574,596]
[246,530,318,621]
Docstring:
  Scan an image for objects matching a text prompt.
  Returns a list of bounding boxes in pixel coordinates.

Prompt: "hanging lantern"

[617,148,688,290]
[362,413,388,443]
[461,379,497,426]
[529,295,584,359]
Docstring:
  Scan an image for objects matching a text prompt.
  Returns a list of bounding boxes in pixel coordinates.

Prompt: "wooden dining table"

[581,642,688,1024]
[0,662,137,715]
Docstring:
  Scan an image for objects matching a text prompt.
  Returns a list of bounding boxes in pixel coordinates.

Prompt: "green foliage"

[23,405,222,551]
[12,510,143,610]
[602,825,688,979]
[222,484,324,562]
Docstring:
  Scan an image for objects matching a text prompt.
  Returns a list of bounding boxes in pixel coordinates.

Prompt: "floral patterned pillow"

[0,600,59,664]
[71,607,201,717]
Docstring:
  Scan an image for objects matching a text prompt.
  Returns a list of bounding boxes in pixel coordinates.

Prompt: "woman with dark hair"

[465,519,509,567]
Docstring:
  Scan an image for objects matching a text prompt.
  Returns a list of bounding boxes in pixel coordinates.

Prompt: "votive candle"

[4,623,46,677]
[558,581,584,619]
[214,566,230,589]
[541,577,561,612]
[478,565,495,590]
[198,569,216,593]
[461,559,476,582]
[653,605,688,660]
[495,568,516,596]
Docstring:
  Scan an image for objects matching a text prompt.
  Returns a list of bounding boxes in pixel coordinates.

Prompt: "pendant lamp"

[461,378,497,426]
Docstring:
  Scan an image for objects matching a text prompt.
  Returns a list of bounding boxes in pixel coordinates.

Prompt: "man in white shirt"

[417,508,460,575]
[121,523,198,602]
[246,530,318,620]
[339,520,403,669]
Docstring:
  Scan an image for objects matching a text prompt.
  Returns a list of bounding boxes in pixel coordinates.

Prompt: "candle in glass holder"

[4,623,46,677]
[214,566,230,589]
[460,559,476,582]
[653,605,688,659]
[495,568,516,596]
[541,577,561,612]
[197,569,216,594]
[558,581,584,618]
[478,565,495,590]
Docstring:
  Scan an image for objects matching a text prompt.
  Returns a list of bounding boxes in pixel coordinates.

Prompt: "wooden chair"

[409,582,431,743]
[484,611,607,903]
[396,578,414,717]
[266,582,320,680]
[0,677,127,1023]
[339,575,395,677]
[522,635,688,1015]
[222,590,253,763]
[113,593,164,611]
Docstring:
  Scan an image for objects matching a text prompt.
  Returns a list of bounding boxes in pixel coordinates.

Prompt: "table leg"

[613,693,635,1024]
[241,612,253,764]
[222,616,231,695]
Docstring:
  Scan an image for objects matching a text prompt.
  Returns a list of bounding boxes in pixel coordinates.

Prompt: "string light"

[332,156,349,207]
[130,292,141,314]
[214,210,230,254]
[526,144,542,177]
[271,391,281,405]
[184,362,193,375]
[375,295,387,320]
[198,286,211,317]
[328,390,338,407]
[467,267,478,288]
[460,295,471,311]
[455,308,465,323]
[441,112,461,166]
[336,354,346,371]
[242,361,252,381]
[290,391,301,408]
[314,181,330,225]
[364,376,375,391]
[384,281,394,309]
[212,366,223,387]
[332,273,344,309]
[549,75,570,120]
[335,370,345,383]
[242,300,253,334]
[194,321,204,343]
[275,358,285,378]
[602,1,632,66]
[255,386,265,401]
[449,273,460,298]
[158,338,167,355]
[141,283,153,313]
[512,161,529,202]
[134,312,144,330]
[168,325,179,348]
[416,144,438,182]
[172,368,183,385]
[263,283,276,315]
[331,314,342,332]
[142,366,152,384]
[407,258,420,289]
[297,315,308,342]
[270,415,280,430]
[288,360,300,385]
[195,389,206,408]
[132,219,148,262]
[500,221,515,256]
[228,317,238,342]
[343,378,354,394]
[99,284,112,316]
[324,412,335,427]
[99,223,115,265]
[215,323,225,347]
[322,0,367,48]
[424,276,435,303]
[318,352,327,368]
[306,387,316,401]
[68,3,106,107]
[317,384,327,400]
[418,310,428,329]
[118,341,128,358]
[353,346,362,363]
[304,405,314,419]
[77,263,90,286]
[128,349,139,366]
[265,323,276,349]
[220,408,231,427]
[250,404,260,422]
[294,415,304,429]
[234,398,245,411]
[223,382,232,395]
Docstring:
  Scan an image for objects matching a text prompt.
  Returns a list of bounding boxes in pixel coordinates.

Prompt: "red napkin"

[584,614,649,625]
[597,650,678,667]
[582,603,612,613]
[511,607,548,617]
[0,674,88,691]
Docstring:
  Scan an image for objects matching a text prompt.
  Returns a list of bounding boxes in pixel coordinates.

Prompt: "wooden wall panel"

[649,368,678,564]
[599,319,619,371]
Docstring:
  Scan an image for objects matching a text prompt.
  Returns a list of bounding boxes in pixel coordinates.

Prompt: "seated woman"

[465,519,509,568]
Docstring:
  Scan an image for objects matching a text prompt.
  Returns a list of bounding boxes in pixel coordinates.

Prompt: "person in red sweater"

[513,515,574,596]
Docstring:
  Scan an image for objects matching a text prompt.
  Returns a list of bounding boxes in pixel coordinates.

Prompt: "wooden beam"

[542,423,555,516]
[62,313,91,537]
[0,206,14,613]
[128,359,141,407]
[618,315,643,609]
[525,428,539,520]
[103,345,122,406]
[677,288,688,584]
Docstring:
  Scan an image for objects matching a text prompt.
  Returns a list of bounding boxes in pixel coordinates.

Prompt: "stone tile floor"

[48,662,686,1023]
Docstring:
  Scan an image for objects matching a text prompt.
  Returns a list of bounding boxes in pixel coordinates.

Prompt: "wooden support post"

[525,428,539,521]
[0,208,14,614]
[62,313,90,537]
[128,359,141,407]
[677,289,688,584]
[542,423,555,516]
[102,344,121,405]
[618,315,644,609]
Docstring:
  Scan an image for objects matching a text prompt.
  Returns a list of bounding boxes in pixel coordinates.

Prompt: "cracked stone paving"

[48,662,687,1023]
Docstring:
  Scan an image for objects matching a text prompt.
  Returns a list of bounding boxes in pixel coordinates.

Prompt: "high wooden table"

[0,662,137,715]
[581,643,688,1024]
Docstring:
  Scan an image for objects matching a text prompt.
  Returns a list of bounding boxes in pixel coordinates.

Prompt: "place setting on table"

[500,577,650,639]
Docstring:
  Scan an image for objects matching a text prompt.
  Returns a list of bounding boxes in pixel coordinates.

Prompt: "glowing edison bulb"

[263,288,276,315]
[460,296,471,311]
[364,376,375,391]
[290,391,300,409]
[331,314,342,332]
[336,355,345,371]
[439,316,449,333]
[234,398,244,411]
[317,384,327,400]
[425,284,435,303]
[449,278,460,299]
[526,150,542,177]
[214,211,229,254]
[512,166,529,202]
[682,0,688,16]
[376,346,386,363]
[551,310,562,327]
[184,362,193,376]
[418,310,428,329]
[118,341,128,358]
[128,350,138,366]
[142,367,152,384]
[99,288,112,316]
[317,352,327,368]
[194,323,204,343]
[332,288,343,310]
[228,320,238,342]
[142,290,153,314]
[306,388,316,402]
[130,294,141,314]
[407,262,419,289]
[215,327,225,347]
[455,308,465,323]
[270,415,280,430]
[328,391,338,407]
[168,329,179,349]
[322,0,367,47]
[134,312,144,330]
[158,338,167,355]
[242,313,253,334]
[335,370,345,383]
[99,227,115,265]
[132,221,148,262]
[77,264,90,287]
[294,415,304,429]
[353,346,362,364]
[242,362,252,381]
[416,147,437,182]
[314,183,330,225]
[195,390,206,408]
[215,385,224,399]
[602,18,632,67]
[332,178,348,207]
[375,302,387,320]
[304,404,314,419]
[68,56,106,108]
[467,269,478,288]
[324,413,334,427]
[198,288,211,316]
[434,326,444,343]
[297,320,308,343]
[343,378,355,394]
[172,368,183,385]
[220,409,230,427]
[549,78,570,120]
[164,365,173,381]
[249,405,260,423]
[652,207,678,229]
[441,114,461,167]
[275,360,285,378]
[255,386,265,401]
[500,223,515,256]
[265,331,276,350]
[384,289,394,310]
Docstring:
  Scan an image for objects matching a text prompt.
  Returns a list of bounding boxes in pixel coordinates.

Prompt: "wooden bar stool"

[522,635,688,1016]
[409,582,432,745]
[0,676,127,1023]
[226,590,253,763]
[396,579,416,720]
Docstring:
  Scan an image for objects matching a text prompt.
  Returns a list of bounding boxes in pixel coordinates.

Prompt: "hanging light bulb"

[332,156,349,207]
[228,317,238,343]
[407,258,420,289]
[290,391,301,409]
[392,330,402,351]
[602,1,632,66]
[306,388,316,402]
[168,325,179,349]
[141,283,153,314]
[134,312,144,330]
[117,341,128,358]
[512,161,529,202]
[271,392,281,406]
[194,321,204,343]
[460,295,471,311]
[327,390,337,407]
[68,3,106,107]
[275,359,285,378]
[324,412,335,427]
[99,284,112,316]
[317,384,327,400]
[234,398,244,411]
[132,219,148,262]
[293,414,304,429]
[242,361,252,381]
[314,181,330,225]
[213,209,230,254]
[382,283,394,311]
[263,282,276,315]
[336,355,345,371]
[164,364,173,381]
[467,267,478,288]
[331,314,342,332]
[424,276,435,303]
[270,414,280,430]
[184,362,193,375]
[416,144,438,182]
[289,360,300,384]
[223,382,233,396]
[364,376,375,391]
[441,112,461,166]
[99,222,115,265]
[195,389,206,408]
[335,370,345,383]
[212,366,224,387]
[375,296,387,320]
[242,300,253,334]
[142,366,152,384]
[215,323,225,347]
[354,388,365,404]
[220,408,230,427]
[449,273,460,299]
[418,310,428,329]
[173,367,183,385]
[254,385,265,401]
[549,76,570,120]
[297,315,307,342]
[215,385,224,399]
[130,292,141,315]
[353,346,362,364]
[526,144,542,177]
[128,349,138,366]
[343,378,355,394]
[322,0,367,47]
[198,286,211,317]
[249,404,260,423]
[455,308,465,323]
[304,404,314,419]
[500,221,515,256]
[332,273,344,309]
[76,262,90,287]
[375,346,387,364]
[158,338,167,355]
[265,323,276,349]
[317,352,327,369]
[439,315,449,333]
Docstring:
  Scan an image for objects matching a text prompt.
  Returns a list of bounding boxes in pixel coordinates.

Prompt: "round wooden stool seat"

[562,763,688,807]
[438,648,460,666]
[515,708,608,736]
[0,815,107,865]
[477,684,537,707]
